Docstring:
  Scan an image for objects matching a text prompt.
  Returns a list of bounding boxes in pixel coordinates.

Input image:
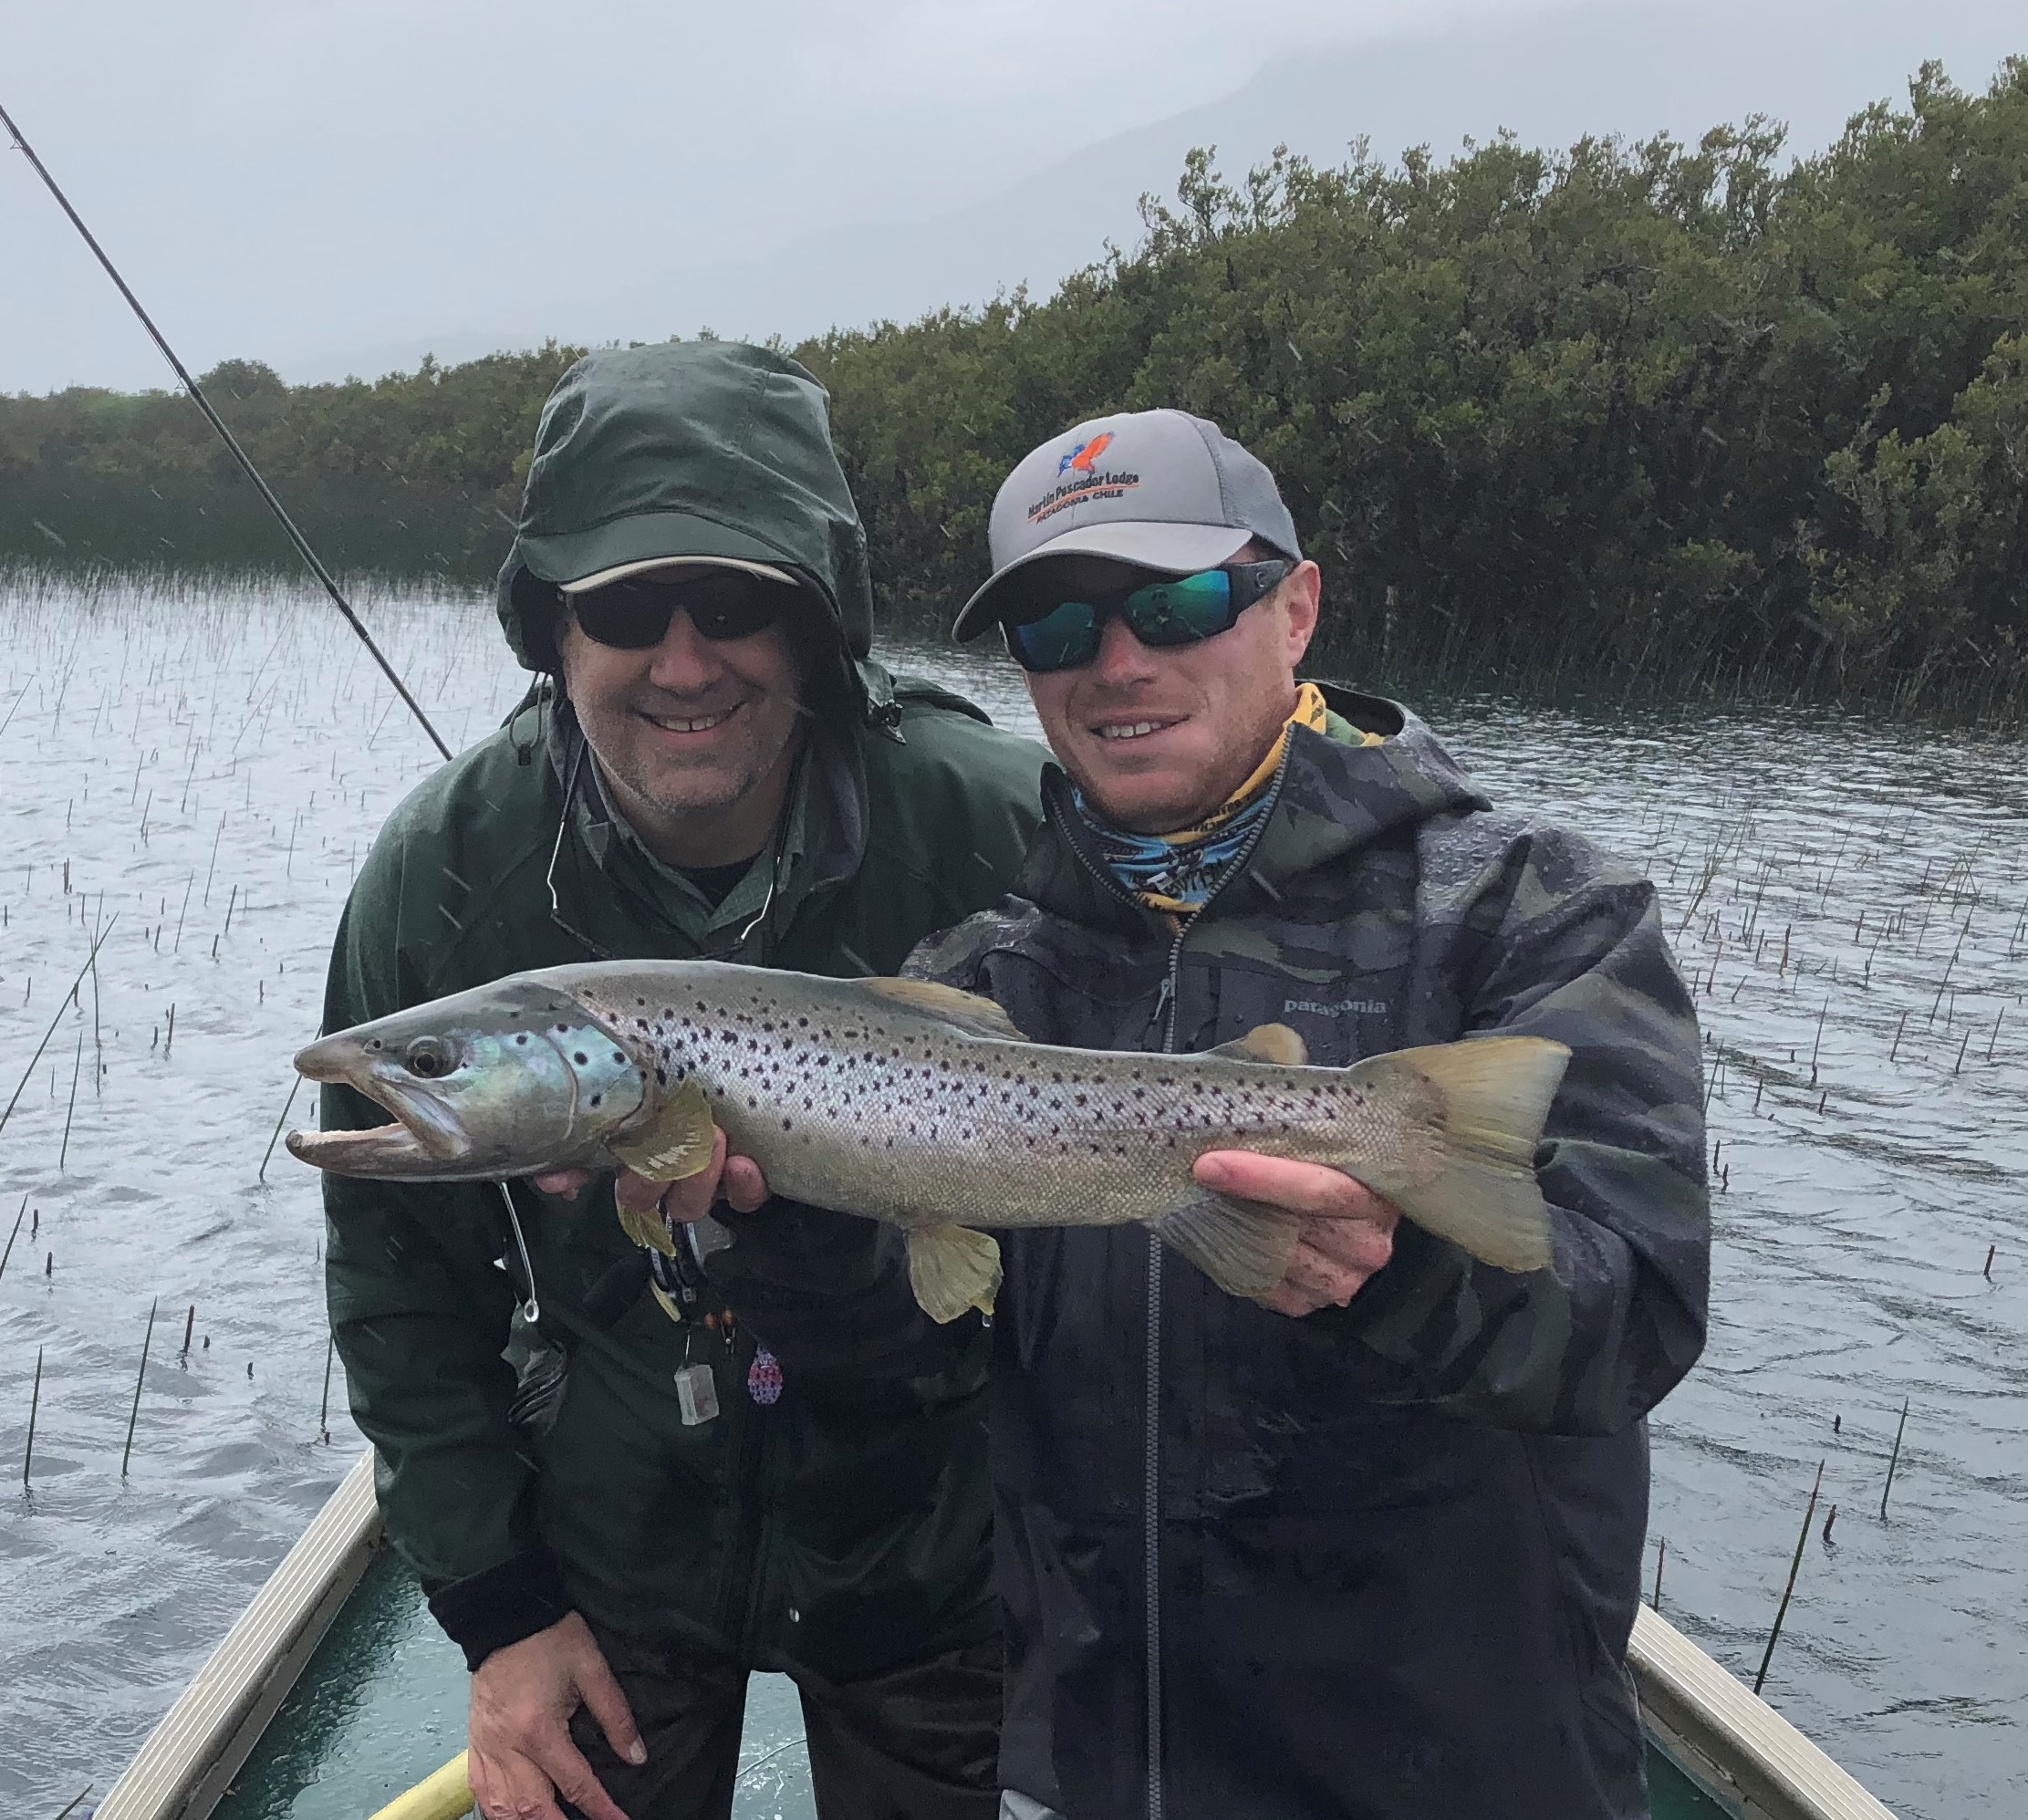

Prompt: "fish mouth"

[286,1036,470,1175]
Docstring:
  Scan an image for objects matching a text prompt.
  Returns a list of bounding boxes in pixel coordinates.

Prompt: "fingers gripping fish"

[287,962,1568,1322]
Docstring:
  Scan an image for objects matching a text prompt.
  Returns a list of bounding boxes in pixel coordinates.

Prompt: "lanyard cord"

[494,1182,540,1323]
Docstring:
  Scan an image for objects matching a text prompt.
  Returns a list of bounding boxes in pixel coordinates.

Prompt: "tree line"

[3,58,2023,707]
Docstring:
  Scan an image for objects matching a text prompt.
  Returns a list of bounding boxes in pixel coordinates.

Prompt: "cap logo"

[1056,432,1113,475]
[1028,433,1140,525]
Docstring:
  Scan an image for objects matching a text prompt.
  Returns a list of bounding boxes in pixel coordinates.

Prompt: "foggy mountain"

[284,0,2023,382]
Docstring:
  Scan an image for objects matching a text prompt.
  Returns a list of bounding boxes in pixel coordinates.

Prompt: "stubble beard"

[589,693,805,838]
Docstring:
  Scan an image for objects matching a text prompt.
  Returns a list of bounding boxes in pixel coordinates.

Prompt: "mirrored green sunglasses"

[999,561,1294,672]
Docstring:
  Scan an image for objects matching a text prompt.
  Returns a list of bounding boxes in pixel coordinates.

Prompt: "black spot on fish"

[515,1034,529,1046]
[590,1095,602,1108]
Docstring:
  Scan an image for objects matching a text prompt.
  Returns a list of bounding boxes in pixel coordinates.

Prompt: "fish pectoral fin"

[860,978,1027,1041]
[608,1076,718,1183]
[905,1225,1003,1323]
[1205,1022,1308,1066]
[1153,1192,1303,1301]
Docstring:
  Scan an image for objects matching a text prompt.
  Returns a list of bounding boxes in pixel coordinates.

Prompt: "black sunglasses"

[569,570,805,650]
[999,560,1295,673]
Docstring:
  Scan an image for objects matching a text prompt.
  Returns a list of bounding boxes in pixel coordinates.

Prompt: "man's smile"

[1092,714,1185,743]
[637,702,743,738]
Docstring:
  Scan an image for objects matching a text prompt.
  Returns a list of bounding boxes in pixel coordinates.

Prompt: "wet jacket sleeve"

[1326,820,1711,1434]
[320,890,568,1669]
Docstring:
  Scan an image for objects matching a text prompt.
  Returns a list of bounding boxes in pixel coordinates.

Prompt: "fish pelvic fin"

[1373,1035,1568,1273]
[617,1199,680,1257]
[1153,1192,1303,1300]
[608,1076,718,1183]
[906,1224,1003,1323]
[1206,1022,1308,1066]
[860,978,1027,1041]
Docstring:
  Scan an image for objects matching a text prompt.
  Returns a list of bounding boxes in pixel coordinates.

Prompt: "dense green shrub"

[4,58,2023,705]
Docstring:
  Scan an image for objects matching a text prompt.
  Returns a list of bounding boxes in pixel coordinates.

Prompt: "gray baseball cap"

[952,408,1302,640]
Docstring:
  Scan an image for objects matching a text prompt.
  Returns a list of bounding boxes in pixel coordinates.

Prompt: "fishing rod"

[0,98,453,762]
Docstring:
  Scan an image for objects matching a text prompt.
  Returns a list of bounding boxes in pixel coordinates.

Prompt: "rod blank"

[0,99,452,763]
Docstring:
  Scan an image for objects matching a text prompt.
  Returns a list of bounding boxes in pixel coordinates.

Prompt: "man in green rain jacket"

[319,343,1045,1820]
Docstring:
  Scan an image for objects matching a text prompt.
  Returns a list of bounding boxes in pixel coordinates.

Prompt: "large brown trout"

[288,961,1567,1320]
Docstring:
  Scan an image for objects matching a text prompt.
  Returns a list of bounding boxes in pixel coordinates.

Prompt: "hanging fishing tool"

[0,97,453,762]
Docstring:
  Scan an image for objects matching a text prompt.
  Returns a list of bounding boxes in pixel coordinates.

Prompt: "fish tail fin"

[1371,1036,1567,1273]
[1153,1192,1303,1300]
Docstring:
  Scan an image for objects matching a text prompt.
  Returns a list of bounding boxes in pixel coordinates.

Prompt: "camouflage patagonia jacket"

[906,686,1711,1820]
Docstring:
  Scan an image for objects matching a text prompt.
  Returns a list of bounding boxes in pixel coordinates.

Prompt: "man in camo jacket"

[905,409,1711,1820]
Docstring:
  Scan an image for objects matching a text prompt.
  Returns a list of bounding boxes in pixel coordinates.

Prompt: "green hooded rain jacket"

[320,343,1045,1679]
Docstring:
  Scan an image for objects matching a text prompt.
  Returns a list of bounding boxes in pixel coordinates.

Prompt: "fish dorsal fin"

[608,1076,718,1183]
[905,1225,1004,1322]
[860,978,1027,1041]
[1206,1023,1308,1067]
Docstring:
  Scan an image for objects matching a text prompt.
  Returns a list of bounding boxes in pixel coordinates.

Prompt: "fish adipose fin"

[862,978,1028,1041]
[608,1076,719,1183]
[1206,1023,1308,1066]
[1154,1193,1303,1300]
[1378,1036,1568,1273]
[906,1224,1004,1322]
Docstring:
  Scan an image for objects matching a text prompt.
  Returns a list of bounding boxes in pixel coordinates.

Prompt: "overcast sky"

[4,0,2021,395]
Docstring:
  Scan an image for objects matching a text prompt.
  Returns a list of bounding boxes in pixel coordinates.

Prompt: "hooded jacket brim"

[494,341,876,670]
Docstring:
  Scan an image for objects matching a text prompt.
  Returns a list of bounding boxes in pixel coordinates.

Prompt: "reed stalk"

[0,1195,24,1281]
[0,916,118,1138]
[120,1297,159,1478]
[24,1346,43,1486]
[257,1075,304,1181]
[1753,1460,1825,1695]
[58,1024,83,1170]
[1880,1398,1910,1519]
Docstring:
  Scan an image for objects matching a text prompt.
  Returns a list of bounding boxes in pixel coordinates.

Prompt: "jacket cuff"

[426,1546,574,1671]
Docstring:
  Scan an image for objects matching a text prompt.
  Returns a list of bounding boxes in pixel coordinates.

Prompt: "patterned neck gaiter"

[1073,683,1329,916]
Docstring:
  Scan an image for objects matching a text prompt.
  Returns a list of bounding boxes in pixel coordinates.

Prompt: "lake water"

[2,575,2023,1818]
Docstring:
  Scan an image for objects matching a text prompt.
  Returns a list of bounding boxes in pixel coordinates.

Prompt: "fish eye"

[403,1035,458,1079]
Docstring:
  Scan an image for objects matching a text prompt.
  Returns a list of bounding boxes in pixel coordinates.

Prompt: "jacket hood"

[495,341,874,672]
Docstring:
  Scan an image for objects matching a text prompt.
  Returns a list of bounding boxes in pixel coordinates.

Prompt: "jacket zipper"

[1054,748,1294,1820]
